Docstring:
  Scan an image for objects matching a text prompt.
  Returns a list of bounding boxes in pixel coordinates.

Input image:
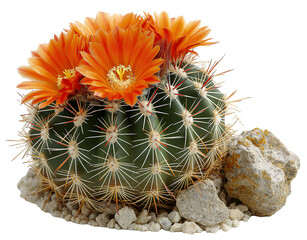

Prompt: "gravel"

[18,169,252,234]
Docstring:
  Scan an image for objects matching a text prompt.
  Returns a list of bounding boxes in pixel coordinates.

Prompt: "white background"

[0,0,306,239]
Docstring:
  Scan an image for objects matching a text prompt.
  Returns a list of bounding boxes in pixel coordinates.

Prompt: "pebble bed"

[17,170,252,234]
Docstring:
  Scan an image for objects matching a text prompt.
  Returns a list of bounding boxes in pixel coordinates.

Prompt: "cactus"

[16,11,236,213]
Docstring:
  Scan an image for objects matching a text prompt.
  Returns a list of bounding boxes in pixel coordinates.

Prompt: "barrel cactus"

[16,11,235,213]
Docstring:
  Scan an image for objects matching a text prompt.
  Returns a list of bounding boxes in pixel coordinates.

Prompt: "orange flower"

[17,30,87,108]
[77,27,164,106]
[70,12,147,38]
[146,12,216,63]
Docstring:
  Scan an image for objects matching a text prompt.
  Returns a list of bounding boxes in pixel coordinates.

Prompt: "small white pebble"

[89,213,98,220]
[205,224,220,233]
[88,220,99,227]
[223,218,233,227]
[182,221,199,234]
[52,211,61,218]
[80,219,89,225]
[114,223,121,230]
[64,214,72,222]
[232,219,240,228]
[135,209,151,224]
[81,204,91,217]
[220,223,232,232]
[148,212,157,223]
[235,204,249,213]
[72,209,78,217]
[96,213,110,227]
[242,214,251,222]
[158,212,168,218]
[75,217,81,224]
[168,211,181,223]
[107,219,116,229]
[158,216,172,231]
[170,223,182,232]
[138,224,148,231]
[229,209,244,220]
[150,222,161,232]
[128,223,138,230]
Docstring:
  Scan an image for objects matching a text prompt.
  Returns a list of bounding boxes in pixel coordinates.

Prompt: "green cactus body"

[27,64,227,211]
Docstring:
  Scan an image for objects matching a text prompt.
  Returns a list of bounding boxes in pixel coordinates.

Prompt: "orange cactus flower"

[17,30,87,109]
[146,11,216,63]
[77,27,164,106]
[70,12,147,38]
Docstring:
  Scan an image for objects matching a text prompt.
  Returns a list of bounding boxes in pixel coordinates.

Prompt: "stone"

[157,216,172,231]
[232,220,240,228]
[208,175,223,194]
[96,213,110,227]
[223,218,233,227]
[81,203,91,217]
[135,209,151,224]
[88,220,99,227]
[220,223,232,232]
[107,218,116,228]
[229,209,244,220]
[170,223,182,232]
[242,214,251,222]
[148,211,157,223]
[182,221,200,234]
[205,224,220,233]
[128,223,138,231]
[168,211,181,223]
[176,180,229,226]
[98,201,122,214]
[234,204,249,213]
[224,128,300,216]
[148,222,161,232]
[114,207,137,229]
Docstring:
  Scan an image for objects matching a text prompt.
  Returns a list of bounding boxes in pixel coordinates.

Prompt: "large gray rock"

[176,180,229,226]
[224,128,300,216]
[114,206,137,229]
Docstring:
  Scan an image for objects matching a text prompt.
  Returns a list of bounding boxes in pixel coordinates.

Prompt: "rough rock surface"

[224,128,300,216]
[114,206,137,229]
[176,180,229,226]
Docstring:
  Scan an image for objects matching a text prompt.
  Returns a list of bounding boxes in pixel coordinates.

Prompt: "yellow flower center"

[57,69,76,89]
[107,65,135,92]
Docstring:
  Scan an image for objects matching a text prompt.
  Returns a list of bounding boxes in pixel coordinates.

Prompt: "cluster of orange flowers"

[18,12,215,108]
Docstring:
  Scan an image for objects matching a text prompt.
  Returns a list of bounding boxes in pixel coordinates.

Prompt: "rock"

[220,223,232,232]
[182,221,201,234]
[107,218,116,228]
[224,128,300,216]
[81,203,91,217]
[168,211,181,223]
[135,209,151,224]
[96,213,110,227]
[170,223,182,232]
[98,201,122,214]
[242,214,251,222]
[157,216,172,231]
[148,222,161,232]
[232,220,240,228]
[114,206,137,229]
[88,220,99,226]
[222,218,233,227]
[234,204,249,213]
[176,180,229,226]
[205,224,220,233]
[208,175,223,194]
[229,209,244,220]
